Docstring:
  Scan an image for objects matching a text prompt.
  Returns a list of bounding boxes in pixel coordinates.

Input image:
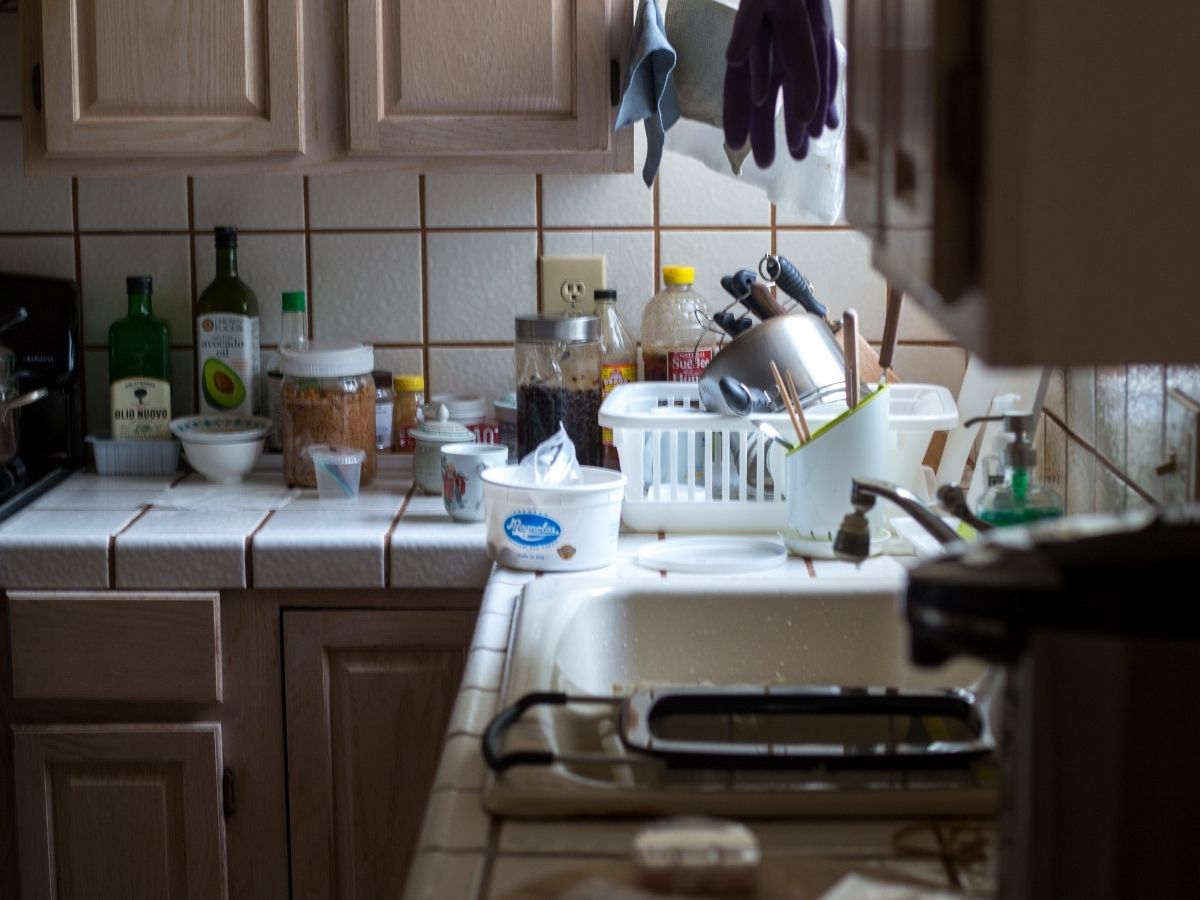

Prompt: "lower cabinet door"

[283,610,474,900]
[12,723,228,900]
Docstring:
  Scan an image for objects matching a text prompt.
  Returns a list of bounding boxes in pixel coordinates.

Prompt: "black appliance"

[904,508,1200,900]
[0,272,85,520]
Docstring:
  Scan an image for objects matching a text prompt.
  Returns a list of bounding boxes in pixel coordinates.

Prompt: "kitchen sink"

[485,578,998,818]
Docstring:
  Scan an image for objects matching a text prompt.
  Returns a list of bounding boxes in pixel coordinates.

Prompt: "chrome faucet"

[833,477,991,563]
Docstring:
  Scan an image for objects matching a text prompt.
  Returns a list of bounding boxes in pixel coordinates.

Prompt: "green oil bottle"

[109,275,171,440]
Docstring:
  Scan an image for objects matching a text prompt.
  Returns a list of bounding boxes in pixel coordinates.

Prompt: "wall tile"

[310,233,422,343]
[541,230,655,339]
[0,13,21,117]
[192,175,305,230]
[171,349,195,418]
[80,235,192,346]
[888,346,967,395]
[896,294,955,342]
[426,231,536,342]
[195,232,307,347]
[1065,366,1096,445]
[659,149,771,226]
[77,177,188,231]
[82,350,107,435]
[0,123,73,232]
[424,174,536,228]
[658,229,770,307]
[774,230,888,336]
[543,132,653,227]
[373,348,424,379]
[1125,364,1165,502]
[307,173,420,229]
[428,347,514,399]
[0,236,75,278]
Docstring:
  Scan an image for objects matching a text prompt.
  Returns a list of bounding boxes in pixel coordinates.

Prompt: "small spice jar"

[392,374,425,451]
[373,370,395,451]
[515,314,602,466]
[281,341,377,487]
[411,404,472,494]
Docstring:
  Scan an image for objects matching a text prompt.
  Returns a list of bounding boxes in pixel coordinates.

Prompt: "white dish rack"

[598,382,959,533]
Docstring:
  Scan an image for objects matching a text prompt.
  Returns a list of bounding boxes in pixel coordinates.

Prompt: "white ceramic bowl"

[169,414,272,445]
[178,436,265,484]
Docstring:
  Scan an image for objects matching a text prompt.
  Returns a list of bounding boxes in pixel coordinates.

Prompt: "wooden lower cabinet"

[283,610,475,900]
[12,724,229,900]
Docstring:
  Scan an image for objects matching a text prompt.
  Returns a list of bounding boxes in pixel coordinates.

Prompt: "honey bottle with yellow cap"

[640,266,718,383]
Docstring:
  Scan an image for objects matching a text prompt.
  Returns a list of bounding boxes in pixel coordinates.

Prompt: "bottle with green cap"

[196,225,261,415]
[266,290,308,452]
[109,275,171,440]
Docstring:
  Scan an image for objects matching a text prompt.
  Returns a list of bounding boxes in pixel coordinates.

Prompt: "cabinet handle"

[222,766,236,817]
[31,65,42,112]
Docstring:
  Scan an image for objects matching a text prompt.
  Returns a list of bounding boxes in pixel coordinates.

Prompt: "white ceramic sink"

[486,578,997,819]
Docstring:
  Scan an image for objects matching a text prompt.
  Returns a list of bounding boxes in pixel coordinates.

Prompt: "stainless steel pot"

[698,313,847,416]
[1,343,49,465]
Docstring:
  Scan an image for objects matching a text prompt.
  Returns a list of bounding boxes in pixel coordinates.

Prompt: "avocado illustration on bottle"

[196,226,260,415]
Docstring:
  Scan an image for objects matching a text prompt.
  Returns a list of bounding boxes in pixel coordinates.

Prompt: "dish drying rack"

[598,382,959,533]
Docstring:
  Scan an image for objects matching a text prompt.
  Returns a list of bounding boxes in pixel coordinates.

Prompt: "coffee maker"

[0,272,84,519]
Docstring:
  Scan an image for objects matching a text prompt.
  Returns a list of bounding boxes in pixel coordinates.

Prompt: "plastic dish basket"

[598,381,959,533]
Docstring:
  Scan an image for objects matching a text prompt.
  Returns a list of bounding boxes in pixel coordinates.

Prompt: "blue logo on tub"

[504,513,562,547]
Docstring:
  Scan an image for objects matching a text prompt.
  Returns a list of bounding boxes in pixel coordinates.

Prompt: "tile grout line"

[1044,407,1156,504]
[107,504,154,588]
[652,175,661,292]
[187,177,199,412]
[243,508,277,588]
[303,176,314,339]
[418,175,431,386]
[534,174,544,312]
[382,482,417,588]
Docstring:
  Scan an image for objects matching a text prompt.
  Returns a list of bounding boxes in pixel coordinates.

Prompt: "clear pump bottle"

[973,411,1063,526]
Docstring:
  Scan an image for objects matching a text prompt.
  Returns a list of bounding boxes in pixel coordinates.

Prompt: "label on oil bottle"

[197,313,260,415]
[600,362,636,446]
[111,378,171,440]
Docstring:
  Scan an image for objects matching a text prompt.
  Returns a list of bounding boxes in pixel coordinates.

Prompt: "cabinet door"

[283,610,475,900]
[346,0,611,155]
[37,0,303,157]
[12,724,228,900]
[845,0,884,237]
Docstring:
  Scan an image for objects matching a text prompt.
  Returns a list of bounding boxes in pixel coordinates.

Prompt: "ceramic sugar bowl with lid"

[411,404,472,493]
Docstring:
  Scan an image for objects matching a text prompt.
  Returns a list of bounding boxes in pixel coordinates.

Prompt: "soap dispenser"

[965,411,1063,526]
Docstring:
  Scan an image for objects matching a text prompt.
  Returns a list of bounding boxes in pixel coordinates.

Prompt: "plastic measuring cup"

[307,445,367,499]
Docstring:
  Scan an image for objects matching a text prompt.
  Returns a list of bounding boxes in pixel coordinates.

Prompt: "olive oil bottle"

[196,226,260,415]
[109,276,171,439]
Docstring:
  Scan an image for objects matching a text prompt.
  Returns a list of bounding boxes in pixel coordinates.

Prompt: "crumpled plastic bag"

[518,423,583,487]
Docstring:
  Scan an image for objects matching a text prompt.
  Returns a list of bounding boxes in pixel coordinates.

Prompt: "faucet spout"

[833,477,964,563]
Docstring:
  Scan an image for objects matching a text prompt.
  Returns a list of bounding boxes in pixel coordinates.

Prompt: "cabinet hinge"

[222,766,236,817]
[31,65,42,112]
[610,60,621,107]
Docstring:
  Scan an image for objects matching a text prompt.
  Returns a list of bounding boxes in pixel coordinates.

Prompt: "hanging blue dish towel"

[615,0,681,186]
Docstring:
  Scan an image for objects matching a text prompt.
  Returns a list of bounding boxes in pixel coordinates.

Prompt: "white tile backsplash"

[77,177,188,231]
[657,230,771,305]
[774,230,888,336]
[659,150,772,227]
[373,347,425,380]
[195,232,307,347]
[424,174,536,228]
[308,172,420,229]
[192,176,305,230]
[541,230,655,339]
[310,233,423,343]
[542,132,654,227]
[428,347,515,399]
[0,122,73,232]
[426,231,537,342]
[0,236,76,278]
[80,235,193,345]
[888,345,968,395]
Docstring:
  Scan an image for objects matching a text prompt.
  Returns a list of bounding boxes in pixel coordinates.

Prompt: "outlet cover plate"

[540,255,606,316]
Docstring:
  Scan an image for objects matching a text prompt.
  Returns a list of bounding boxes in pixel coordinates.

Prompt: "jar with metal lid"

[392,374,424,451]
[373,370,394,451]
[515,314,602,466]
[281,341,376,487]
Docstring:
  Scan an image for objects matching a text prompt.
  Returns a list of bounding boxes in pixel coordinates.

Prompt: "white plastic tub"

[87,435,180,476]
[481,466,626,572]
[598,382,958,533]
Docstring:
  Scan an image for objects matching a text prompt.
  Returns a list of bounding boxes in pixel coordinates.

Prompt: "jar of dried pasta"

[281,341,377,487]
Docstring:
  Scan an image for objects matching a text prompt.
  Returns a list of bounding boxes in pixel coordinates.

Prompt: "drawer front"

[8,592,222,703]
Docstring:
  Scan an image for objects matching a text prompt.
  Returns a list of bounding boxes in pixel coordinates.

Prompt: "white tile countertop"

[0,457,490,591]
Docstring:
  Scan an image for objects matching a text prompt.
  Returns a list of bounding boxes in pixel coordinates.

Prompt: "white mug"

[441,442,509,522]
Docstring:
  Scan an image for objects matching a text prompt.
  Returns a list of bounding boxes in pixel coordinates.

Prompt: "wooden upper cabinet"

[346,0,611,155]
[37,0,303,157]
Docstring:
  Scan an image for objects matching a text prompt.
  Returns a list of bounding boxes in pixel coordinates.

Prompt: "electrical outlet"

[540,255,606,315]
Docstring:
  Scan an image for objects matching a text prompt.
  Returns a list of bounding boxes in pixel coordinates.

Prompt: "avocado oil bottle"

[196,226,260,415]
[109,275,171,439]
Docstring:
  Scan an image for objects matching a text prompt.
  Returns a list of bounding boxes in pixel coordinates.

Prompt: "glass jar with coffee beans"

[514,314,602,466]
